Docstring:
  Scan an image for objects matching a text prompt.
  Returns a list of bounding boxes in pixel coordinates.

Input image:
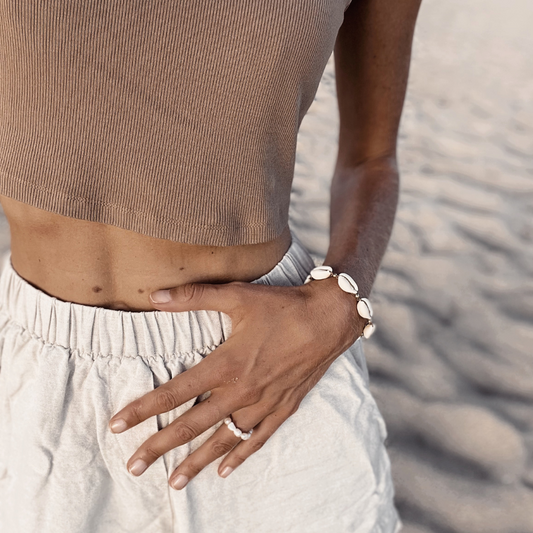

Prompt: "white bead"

[310,266,333,280]
[227,422,236,431]
[224,417,231,425]
[249,428,253,434]
[362,297,373,316]
[363,323,376,339]
[337,273,358,295]
[234,428,242,437]
[357,298,373,319]
[241,432,251,440]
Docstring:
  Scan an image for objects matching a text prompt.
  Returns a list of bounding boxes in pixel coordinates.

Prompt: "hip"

[0,236,400,532]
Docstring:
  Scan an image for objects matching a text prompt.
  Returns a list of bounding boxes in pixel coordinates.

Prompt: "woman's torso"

[0,1,349,247]
[0,1,350,305]
[0,195,291,311]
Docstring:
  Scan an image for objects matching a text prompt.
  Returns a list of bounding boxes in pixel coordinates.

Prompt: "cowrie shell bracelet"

[304,266,376,339]
[224,416,253,440]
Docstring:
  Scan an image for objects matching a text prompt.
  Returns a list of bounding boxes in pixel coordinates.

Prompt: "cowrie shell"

[337,273,358,295]
[310,266,333,280]
[357,298,373,319]
[363,323,376,339]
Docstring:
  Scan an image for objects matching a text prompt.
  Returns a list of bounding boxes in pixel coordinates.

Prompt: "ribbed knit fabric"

[0,1,351,245]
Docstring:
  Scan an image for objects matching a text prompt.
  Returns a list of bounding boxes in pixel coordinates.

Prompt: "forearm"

[324,0,423,298]
[324,155,399,298]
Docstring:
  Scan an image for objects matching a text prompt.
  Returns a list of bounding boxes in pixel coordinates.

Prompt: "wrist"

[304,276,363,348]
[304,266,376,340]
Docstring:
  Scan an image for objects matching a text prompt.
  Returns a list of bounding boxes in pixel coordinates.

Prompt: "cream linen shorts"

[0,234,402,533]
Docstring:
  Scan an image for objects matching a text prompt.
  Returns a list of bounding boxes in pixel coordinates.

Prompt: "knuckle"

[154,388,179,412]
[130,400,146,424]
[238,386,260,405]
[173,421,197,443]
[229,281,247,293]
[212,440,235,457]
[232,453,248,466]
[185,462,203,477]
[179,283,203,303]
[249,440,265,453]
[287,402,300,417]
[143,446,161,461]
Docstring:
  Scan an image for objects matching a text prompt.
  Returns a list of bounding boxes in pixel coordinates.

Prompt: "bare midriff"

[0,195,292,312]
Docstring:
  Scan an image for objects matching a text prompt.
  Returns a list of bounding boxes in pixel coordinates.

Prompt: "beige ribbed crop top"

[0,1,351,246]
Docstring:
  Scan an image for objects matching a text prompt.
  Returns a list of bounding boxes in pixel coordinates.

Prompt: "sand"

[291,0,533,531]
[1,0,532,531]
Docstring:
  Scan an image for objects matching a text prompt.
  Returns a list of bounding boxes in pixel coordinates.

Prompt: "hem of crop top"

[0,172,288,247]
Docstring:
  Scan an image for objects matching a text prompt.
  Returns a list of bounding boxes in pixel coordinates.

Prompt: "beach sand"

[0,0,531,531]
[291,0,533,531]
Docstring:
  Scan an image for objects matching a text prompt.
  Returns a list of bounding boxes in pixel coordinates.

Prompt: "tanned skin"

[0,198,292,311]
[1,0,423,489]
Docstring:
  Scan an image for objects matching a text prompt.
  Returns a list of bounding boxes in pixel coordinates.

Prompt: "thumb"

[149,281,246,314]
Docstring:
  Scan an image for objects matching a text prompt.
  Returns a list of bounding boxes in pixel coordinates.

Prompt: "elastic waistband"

[0,233,315,360]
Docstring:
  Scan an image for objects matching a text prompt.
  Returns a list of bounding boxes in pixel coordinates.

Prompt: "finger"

[108,343,232,433]
[217,407,295,478]
[149,280,251,314]
[167,408,265,490]
[126,391,241,476]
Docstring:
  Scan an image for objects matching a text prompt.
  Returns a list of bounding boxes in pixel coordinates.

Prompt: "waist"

[0,232,314,358]
[0,196,293,311]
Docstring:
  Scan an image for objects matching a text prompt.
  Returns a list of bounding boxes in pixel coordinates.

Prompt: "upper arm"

[334,0,423,167]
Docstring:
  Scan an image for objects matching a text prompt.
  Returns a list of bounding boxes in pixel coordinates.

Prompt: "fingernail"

[128,459,148,476]
[171,474,189,490]
[220,466,233,478]
[150,290,171,304]
[109,418,127,433]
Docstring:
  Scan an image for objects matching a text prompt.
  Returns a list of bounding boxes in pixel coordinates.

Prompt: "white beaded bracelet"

[304,266,376,339]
